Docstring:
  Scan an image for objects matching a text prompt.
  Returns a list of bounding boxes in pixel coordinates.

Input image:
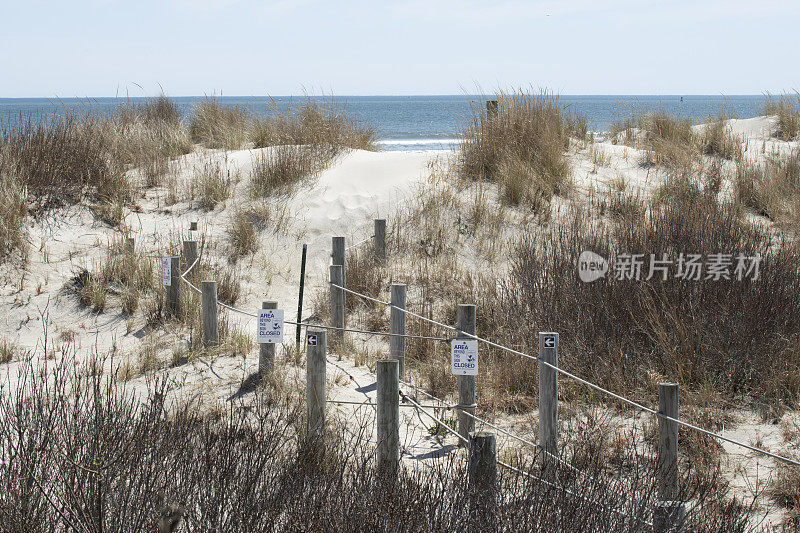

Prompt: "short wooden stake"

[457,304,477,444]
[374,219,386,263]
[376,359,400,474]
[189,221,198,232]
[390,284,406,378]
[653,501,686,533]
[306,329,327,447]
[538,332,559,458]
[201,281,218,348]
[332,236,346,287]
[468,431,498,524]
[259,300,278,378]
[329,265,345,344]
[166,256,180,318]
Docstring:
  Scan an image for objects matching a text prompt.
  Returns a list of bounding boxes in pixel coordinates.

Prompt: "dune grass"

[188,97,250,150]
[459,91,577,209]
[765,93,800,140]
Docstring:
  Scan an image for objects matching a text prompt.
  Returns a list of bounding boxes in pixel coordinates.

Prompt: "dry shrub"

[735,149,800,226]
[0,352,756,531]
[192,158,233,210]
[636,112,697,176]
[188,97,250,149]
[251,97,375,151]
[502,182,800,403]
[698,114,741,160]
[250,145,325,198]
[459,90,575,206]
[227,209,260,261]
[765,93,800,141]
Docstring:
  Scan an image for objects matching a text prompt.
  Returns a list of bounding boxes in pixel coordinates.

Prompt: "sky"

[1,0,799,97]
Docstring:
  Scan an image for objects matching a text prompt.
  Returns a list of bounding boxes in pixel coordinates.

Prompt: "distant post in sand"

[374,219,387,263]
[332,236,346,288]
[182,240,198,282]
[538,331,559,459]
[457,304,477,444]
[166,256,180,317]
[201,281,218,348]
[390,284,406,378]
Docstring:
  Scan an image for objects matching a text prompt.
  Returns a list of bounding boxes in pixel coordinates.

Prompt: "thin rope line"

[332,281,800,467]
[345,234,375,251]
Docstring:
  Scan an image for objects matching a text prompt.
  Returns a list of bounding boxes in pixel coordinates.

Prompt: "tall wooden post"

[332,236,346,288]
[259,300,278,378]
[330,265,345,345]
[457,304,477,444]
[653,382,685,533]
[306,329,327,448]
[390,284,406,378]
[374,219,386,263]
[201,281,218,348]
[538,332,559,458]
[166,256,180,318]
[376,359,400,474]
[182,240,198,281]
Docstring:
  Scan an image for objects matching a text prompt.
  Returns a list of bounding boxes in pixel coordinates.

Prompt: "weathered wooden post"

[538,332,559,458]
[468,431,498,526]
[457,304,477,444]
[189,221,198,232]
[166,256,180,317]
[182,240,197,280]
[332,236,346,287]
[201,281,218,348]
[376,359,400,474]
[390,284,406,378]
[330,265,345,345]
[374,219,386,263]
[653,382,685,533]
[306,329,327,448]
[259,300,278,378]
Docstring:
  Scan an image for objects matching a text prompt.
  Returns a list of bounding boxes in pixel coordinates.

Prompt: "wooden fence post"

[259,300,278,378]
[538,332,559,458]
[330,265,345,345]
[374,219,386,263]
[468,431,498,526]
[201,281,218,348]
[306,329,327,449]
[654,382,685,532]
[332,236,346,287]
[296,243,307,349]
[390,284,406,378]
[377,359,400,474]
[457,304,477,444]
[182,240,197,281]
[189,221,198,232]
[166,256,180,317]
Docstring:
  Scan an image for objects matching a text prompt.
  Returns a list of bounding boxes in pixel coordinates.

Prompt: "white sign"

[162,257,171,286]
[257,309,284,344]
[451,339,478,376]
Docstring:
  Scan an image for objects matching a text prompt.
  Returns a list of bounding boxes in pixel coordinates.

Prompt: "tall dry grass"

[765,93,800,140]
[188,97,250,149]
[459,91,577,209]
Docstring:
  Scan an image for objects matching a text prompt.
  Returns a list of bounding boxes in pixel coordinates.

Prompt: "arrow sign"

[307,334,317,346]
[544,336,556,349]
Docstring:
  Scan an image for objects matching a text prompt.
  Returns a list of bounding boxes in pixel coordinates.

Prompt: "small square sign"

[451,339,478,376]
[544,336,556,349]
[257,309,284,344]
[307,334,317,346]
[162,257,171,286]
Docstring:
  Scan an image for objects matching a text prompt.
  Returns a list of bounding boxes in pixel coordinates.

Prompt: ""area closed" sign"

[451,339,478,376]
[257,309,284,344]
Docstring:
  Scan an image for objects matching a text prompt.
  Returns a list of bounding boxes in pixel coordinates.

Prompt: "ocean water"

[0,95,770,152]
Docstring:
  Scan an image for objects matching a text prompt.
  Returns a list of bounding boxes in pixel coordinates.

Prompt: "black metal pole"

[296,243,307,348]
